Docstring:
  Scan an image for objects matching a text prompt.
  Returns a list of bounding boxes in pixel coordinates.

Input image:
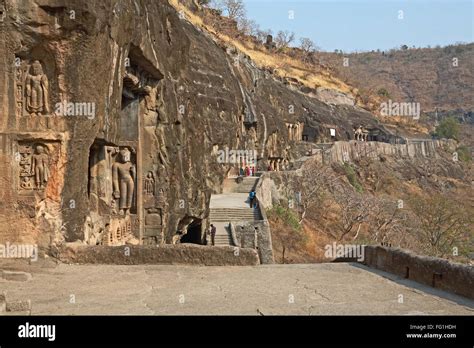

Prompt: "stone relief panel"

[112,147,136,216]
[123,64,160,96]
[266,132,279,158]
[89,144,137,216]
[101,217,135,246]
[16,141,57,193]
[15,59,51,117]
[286,122,304,141]
[144,171,155,196]
[142,167,164,245]
[87,144,139,246]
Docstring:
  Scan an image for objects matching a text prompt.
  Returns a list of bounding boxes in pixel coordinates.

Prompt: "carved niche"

[286,122,303,141]
[17,142,53,192]
[102,217,133,246]
[144,171,155,196]
[112,147,136,216]
[15,59,51,117]
[88,144,137,216]
[142,167,164,244]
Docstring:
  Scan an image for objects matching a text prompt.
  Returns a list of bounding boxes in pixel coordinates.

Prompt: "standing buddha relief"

[16,59,50,117]
[144,171,155,196]
[112,147,136,216]
[18,143,50,191]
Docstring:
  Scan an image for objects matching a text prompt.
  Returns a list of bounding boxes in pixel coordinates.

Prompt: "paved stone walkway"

[1,263,472,315]
[209,181,259,245]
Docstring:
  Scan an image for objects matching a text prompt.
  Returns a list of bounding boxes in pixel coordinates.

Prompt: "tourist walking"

[249,189,256,208]
[210,224,216,246]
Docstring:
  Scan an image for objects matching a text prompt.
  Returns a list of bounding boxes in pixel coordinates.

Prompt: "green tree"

[434,117,460,140]
[377,88,390,98]
[409,195,471,257]
[456,145,472,162]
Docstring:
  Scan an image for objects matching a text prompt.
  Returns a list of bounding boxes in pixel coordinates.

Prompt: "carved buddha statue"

[31,145,49,189]
[112,148,136,215]
[25,60,49,115]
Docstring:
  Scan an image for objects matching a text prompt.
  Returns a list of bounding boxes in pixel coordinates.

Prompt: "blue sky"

[241,0,474,52]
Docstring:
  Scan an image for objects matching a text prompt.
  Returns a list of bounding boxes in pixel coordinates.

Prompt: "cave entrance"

[180,219,203,245]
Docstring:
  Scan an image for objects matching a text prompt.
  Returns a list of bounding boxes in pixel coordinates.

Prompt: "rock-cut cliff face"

[0,0,382,250]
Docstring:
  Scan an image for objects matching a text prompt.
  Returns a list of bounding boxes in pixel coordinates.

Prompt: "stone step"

[210,211,261,219]
[210,212,259,216]
[209,213,260,218]
[209,222,234,247]
[211,208,258,211]
[223,178,259,194]
[211,209,258,211]
[211,215,258,218]
[210,211,258,214]
[211,219,252,222]
[210,208,259,213]
[210,215,260,219]
[210,216,259,220]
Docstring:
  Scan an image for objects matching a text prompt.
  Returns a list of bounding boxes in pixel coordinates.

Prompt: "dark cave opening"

[180,219,203,245]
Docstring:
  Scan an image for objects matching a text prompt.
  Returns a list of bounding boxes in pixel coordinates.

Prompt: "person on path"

[249,190,256,209]
[210,224,216,246]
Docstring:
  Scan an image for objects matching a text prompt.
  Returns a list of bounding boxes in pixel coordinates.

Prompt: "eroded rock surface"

[0,0,411,250]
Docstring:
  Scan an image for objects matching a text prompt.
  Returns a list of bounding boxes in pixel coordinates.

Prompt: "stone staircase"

[209,177,262,246]
[210,208,261,222]
[211,222,233,246]
[223,176,259,194]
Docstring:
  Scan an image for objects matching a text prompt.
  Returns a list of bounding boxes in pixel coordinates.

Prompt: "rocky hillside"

[0,0,385,250]
[0,0,471,263]
[263,140,473,264]
[319,44,474,115]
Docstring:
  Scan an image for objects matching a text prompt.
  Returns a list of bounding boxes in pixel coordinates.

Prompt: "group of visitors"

[239,165,256,177]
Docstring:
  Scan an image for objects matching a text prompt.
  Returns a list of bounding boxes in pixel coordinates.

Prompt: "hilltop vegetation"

[319,44,474,115]
[267,146,473,264]
[173,1,473,130]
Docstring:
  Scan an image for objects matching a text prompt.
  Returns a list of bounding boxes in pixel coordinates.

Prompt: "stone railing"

[317,139,456,164]
[59,243,260,266]
[362,246,474,299]
[253,177,274,264]
[228,222,240,248]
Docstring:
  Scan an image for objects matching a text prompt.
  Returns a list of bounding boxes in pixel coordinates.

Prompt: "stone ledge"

[58,243,260,266]
[2,270,32,282]
[0,291,5,313]
[362,246,474,300]
[6,299,31,312]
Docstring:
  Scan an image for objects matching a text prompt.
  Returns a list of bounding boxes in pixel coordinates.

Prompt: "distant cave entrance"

[179,218,203,245]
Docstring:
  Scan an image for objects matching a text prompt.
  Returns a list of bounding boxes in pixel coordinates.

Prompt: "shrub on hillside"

[434,116,460,140]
